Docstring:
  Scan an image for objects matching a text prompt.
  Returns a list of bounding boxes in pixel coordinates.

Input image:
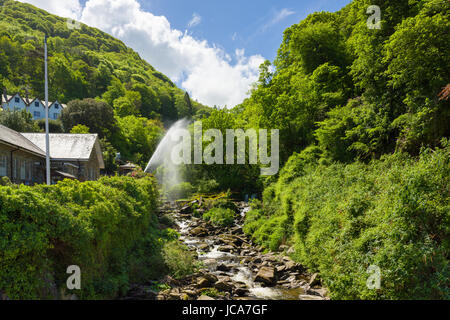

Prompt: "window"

[12,158,19,180]
[54,104,59,109]
[88,167,95,180]
[35,101,39,107]
[15,97,20,103]
[0,154,7,177]
[25,161,32,181]
[34,111,41,118]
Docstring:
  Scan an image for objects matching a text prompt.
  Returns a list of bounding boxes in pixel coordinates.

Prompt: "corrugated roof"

[21,133,99,161]
[0,125,46,157]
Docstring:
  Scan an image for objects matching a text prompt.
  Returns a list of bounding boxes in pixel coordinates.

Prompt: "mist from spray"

[144,118,190,198]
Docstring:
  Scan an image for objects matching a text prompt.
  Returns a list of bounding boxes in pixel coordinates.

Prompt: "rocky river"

[126,201,329,301]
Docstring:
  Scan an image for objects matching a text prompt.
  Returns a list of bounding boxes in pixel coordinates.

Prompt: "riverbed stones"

[135,201,329,301]
[299,294,325,300]
[196,273,218,288]
[180,205,193,215]
[309,273,321,286]
[276,265,286,272]
[196,277,211,288]
[214,281,234,292]
[218,245,235,252]
[254,267,277,286]
[217,264,232,272]
[191,226,208,237]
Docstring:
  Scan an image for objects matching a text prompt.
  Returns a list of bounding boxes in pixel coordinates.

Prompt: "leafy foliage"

[0,0,206,122]
[0,175,170,299]
[162,241,196,279]
[0,109,40,132]
[203,207,236,227]
[244,143,450,299]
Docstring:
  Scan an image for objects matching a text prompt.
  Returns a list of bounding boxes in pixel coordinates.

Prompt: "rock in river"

[254,267,277,286]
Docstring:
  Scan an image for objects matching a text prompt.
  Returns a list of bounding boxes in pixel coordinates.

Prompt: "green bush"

[0,175,170,299]
[205,197,238,212]
[196,179,220,194]
[244,143,449,299]
[162,241,196,279]
[165,182,195,200]
[203,207,236,227]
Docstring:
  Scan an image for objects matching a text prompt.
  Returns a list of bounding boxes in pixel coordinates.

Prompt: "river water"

[173,204,307,300]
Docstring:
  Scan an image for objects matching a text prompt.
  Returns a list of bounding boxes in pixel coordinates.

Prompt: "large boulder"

[309,273,321,286]
[191,227,208,237]
[254,267,277,286]
[196,273,219,288]
[214,281,234,293]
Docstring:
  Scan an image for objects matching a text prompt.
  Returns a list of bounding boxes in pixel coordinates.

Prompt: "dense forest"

[181,0,449,193]
[0,0,210,169]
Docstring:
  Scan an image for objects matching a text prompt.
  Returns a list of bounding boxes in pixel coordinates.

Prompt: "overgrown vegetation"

[203,208,236,227]
[0,175,173,299]
[182,0,449,194]
[162,241,197,279]
[245,142,449,299]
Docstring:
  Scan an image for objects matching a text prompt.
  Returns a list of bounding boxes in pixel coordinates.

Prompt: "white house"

[1,91,66,120]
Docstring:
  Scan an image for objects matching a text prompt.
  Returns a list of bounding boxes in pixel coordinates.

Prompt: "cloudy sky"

[17,0,351,108]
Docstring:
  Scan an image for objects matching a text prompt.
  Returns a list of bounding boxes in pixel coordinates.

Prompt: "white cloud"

[17,0,82,19]
[187,13,201,28]
[261,8,295,32]
[19,0,264,107]
[80,0,264,107]
[272,8,296,24]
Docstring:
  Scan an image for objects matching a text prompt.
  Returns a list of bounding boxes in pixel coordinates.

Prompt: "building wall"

[28,100,46,120]
[50,153,100,182]
[0,143,45,185]
[49,102,63,120]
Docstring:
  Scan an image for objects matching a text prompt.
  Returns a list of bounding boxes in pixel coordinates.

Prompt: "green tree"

[61,98,118,138]
[115,115,164,166]
[70,124,90,134]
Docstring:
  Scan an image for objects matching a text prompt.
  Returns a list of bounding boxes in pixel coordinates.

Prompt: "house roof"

[20,133,105,169]
[1,95,13,104]
[0,125,46,157]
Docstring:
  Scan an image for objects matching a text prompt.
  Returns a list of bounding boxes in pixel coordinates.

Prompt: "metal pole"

[44,35,50,185]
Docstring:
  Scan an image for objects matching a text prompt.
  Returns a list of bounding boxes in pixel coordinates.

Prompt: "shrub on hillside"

[162,241,196,279]
[203,207,236,227]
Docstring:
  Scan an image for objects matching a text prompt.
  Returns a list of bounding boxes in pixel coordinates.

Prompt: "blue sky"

[136,0,351,63]
[19,0,352,107]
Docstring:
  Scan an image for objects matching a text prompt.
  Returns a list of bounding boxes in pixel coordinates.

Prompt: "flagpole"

[44,34,50,185]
